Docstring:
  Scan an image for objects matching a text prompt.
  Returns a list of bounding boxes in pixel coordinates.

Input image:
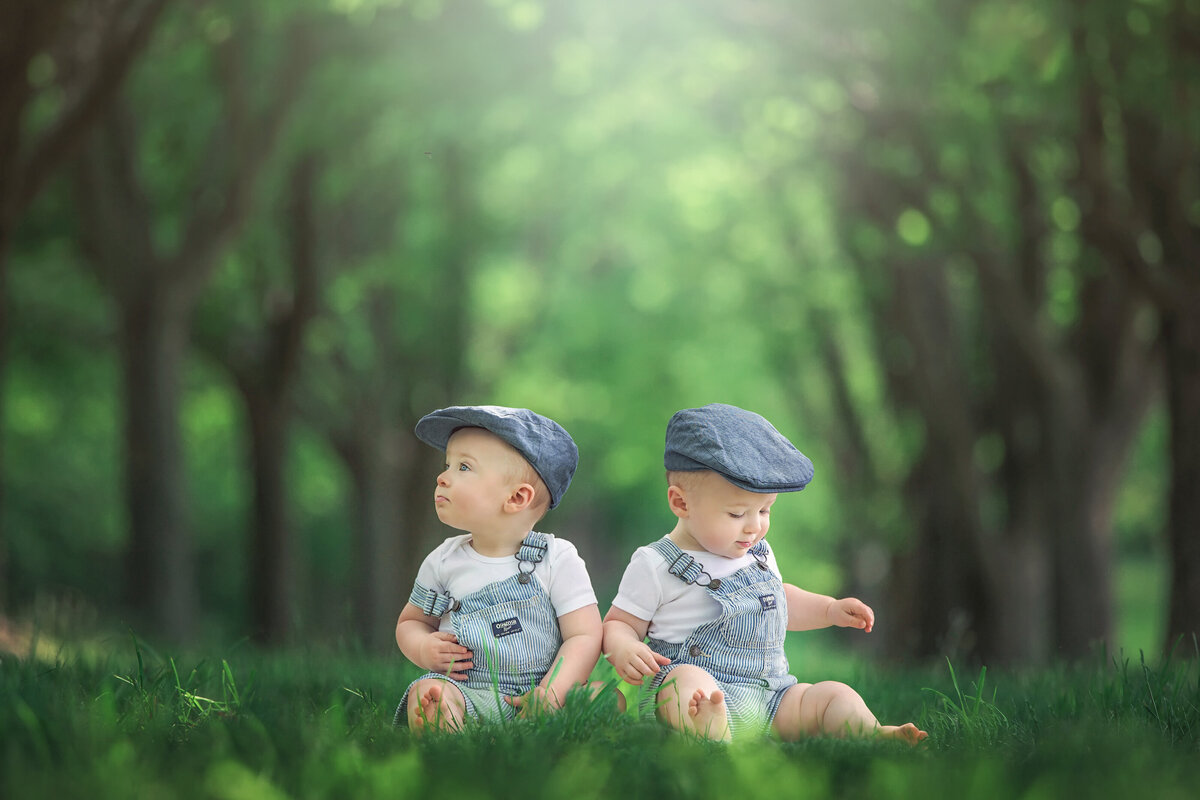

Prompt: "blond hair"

[665,470,708,492]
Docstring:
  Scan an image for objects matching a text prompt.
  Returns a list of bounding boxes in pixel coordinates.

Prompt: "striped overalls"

[642,537,798,737]
[394,532,562,724]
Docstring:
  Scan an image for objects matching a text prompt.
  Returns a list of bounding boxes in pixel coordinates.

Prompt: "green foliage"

[5,0,1176,655]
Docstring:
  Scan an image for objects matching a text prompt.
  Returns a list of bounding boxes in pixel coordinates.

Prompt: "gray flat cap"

[415,405,578,509]
[664,403,814,493]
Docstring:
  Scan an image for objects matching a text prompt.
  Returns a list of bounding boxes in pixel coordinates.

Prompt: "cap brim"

[414,413,473,452]
[664,450,813,493]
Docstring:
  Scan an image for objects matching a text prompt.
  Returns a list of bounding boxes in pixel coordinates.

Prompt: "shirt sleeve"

[546,537,598,617]
[609,547,664,623]
[407,538,453,608]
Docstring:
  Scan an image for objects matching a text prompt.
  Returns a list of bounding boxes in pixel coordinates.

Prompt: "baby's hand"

[827,597,875,633]
[505,686,561,718]
[606,641,671,686]
[419,631,474,679]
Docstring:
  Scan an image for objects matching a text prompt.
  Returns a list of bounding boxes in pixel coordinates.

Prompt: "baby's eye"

[458,463,471,471]
[760,508,771,515]
[728,512,745,519]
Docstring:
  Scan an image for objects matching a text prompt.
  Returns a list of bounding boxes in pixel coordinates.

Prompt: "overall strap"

[516,531,549,564]
[414,532,552,612]
[649,537,722,590]
[411,581,460,617]
[515,531,549,584]
[749,540,772,571]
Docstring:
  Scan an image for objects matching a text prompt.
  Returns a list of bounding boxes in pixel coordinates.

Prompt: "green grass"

[3,634,1199,800]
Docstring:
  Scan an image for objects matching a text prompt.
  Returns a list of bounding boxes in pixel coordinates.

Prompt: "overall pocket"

[455,595,561,684]
[718,580,787,651]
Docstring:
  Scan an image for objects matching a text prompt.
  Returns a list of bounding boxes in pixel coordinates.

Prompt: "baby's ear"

[667,485,689,518]
[504,483,537,513]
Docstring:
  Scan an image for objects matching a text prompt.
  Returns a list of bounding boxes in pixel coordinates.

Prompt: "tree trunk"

[0,0,167,614]
[396,442,442,614]
[246,390,293,644]
[121,290,197,640]
[0,21,26,614]
[341,420,442,651]
[220,156,320,646]
[347,427,405,651]
[0,241,9,612]
[979,530,1051,664]
[1049,427,1115,658]
[894,446,994,661]
[1164,312,1200,654]
[308,143,475,650]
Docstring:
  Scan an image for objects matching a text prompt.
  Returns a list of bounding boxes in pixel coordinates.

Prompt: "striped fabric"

[395,532,562,727]
[410,582,458,618]
[640,537,798,738]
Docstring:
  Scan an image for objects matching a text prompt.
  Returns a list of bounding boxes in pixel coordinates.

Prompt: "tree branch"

[1069,3,1183,312]
[16,0,168,215]
[172,18,318,293]
[70,102,159,298]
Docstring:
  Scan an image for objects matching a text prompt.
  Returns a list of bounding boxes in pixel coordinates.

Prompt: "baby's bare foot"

[687,689,731,741]
[878,722,928,746]
[414,684,460,733]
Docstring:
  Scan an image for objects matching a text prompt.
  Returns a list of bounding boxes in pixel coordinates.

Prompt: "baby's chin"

[711,546,750,559]
[433,507,469,532]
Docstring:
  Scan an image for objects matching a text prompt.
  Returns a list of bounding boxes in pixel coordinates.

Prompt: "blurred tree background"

[1,0,1196,664]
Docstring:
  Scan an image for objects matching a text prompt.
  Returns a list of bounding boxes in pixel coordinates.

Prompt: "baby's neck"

[667,522,705,554]
[467,525,535,558]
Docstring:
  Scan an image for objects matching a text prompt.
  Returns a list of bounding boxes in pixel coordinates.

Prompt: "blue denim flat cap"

[664,403,814,493]
[415,405,578,509]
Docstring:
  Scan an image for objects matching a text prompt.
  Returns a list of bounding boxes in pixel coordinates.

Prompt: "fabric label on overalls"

[491,617,523,638]
[758,594,777,611]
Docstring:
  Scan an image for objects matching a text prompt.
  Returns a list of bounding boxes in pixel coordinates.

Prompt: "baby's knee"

[667,664,717,685]
[814,680,862,701]
[654,666,717,718]
[656,665,716,698]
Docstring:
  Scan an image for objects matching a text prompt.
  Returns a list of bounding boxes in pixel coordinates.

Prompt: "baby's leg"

[655,665,731,741]
[772,681,927,744]
[407,678,467,734]
[585,680,627,714]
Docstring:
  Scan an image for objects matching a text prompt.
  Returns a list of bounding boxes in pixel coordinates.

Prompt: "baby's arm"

[506,603,602,714]
[602,606,671,685]
[395,603,474,680]
[543,603,603,704]
[783,584,875,633]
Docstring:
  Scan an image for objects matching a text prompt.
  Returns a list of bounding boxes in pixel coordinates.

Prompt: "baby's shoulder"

[629,541,677,568]
[423,534,473,565]
[622,544,675,581]
[534,530,591,562]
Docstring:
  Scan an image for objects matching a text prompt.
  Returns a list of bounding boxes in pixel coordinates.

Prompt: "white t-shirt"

[610,542,782,644]
[412,533,597,633]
